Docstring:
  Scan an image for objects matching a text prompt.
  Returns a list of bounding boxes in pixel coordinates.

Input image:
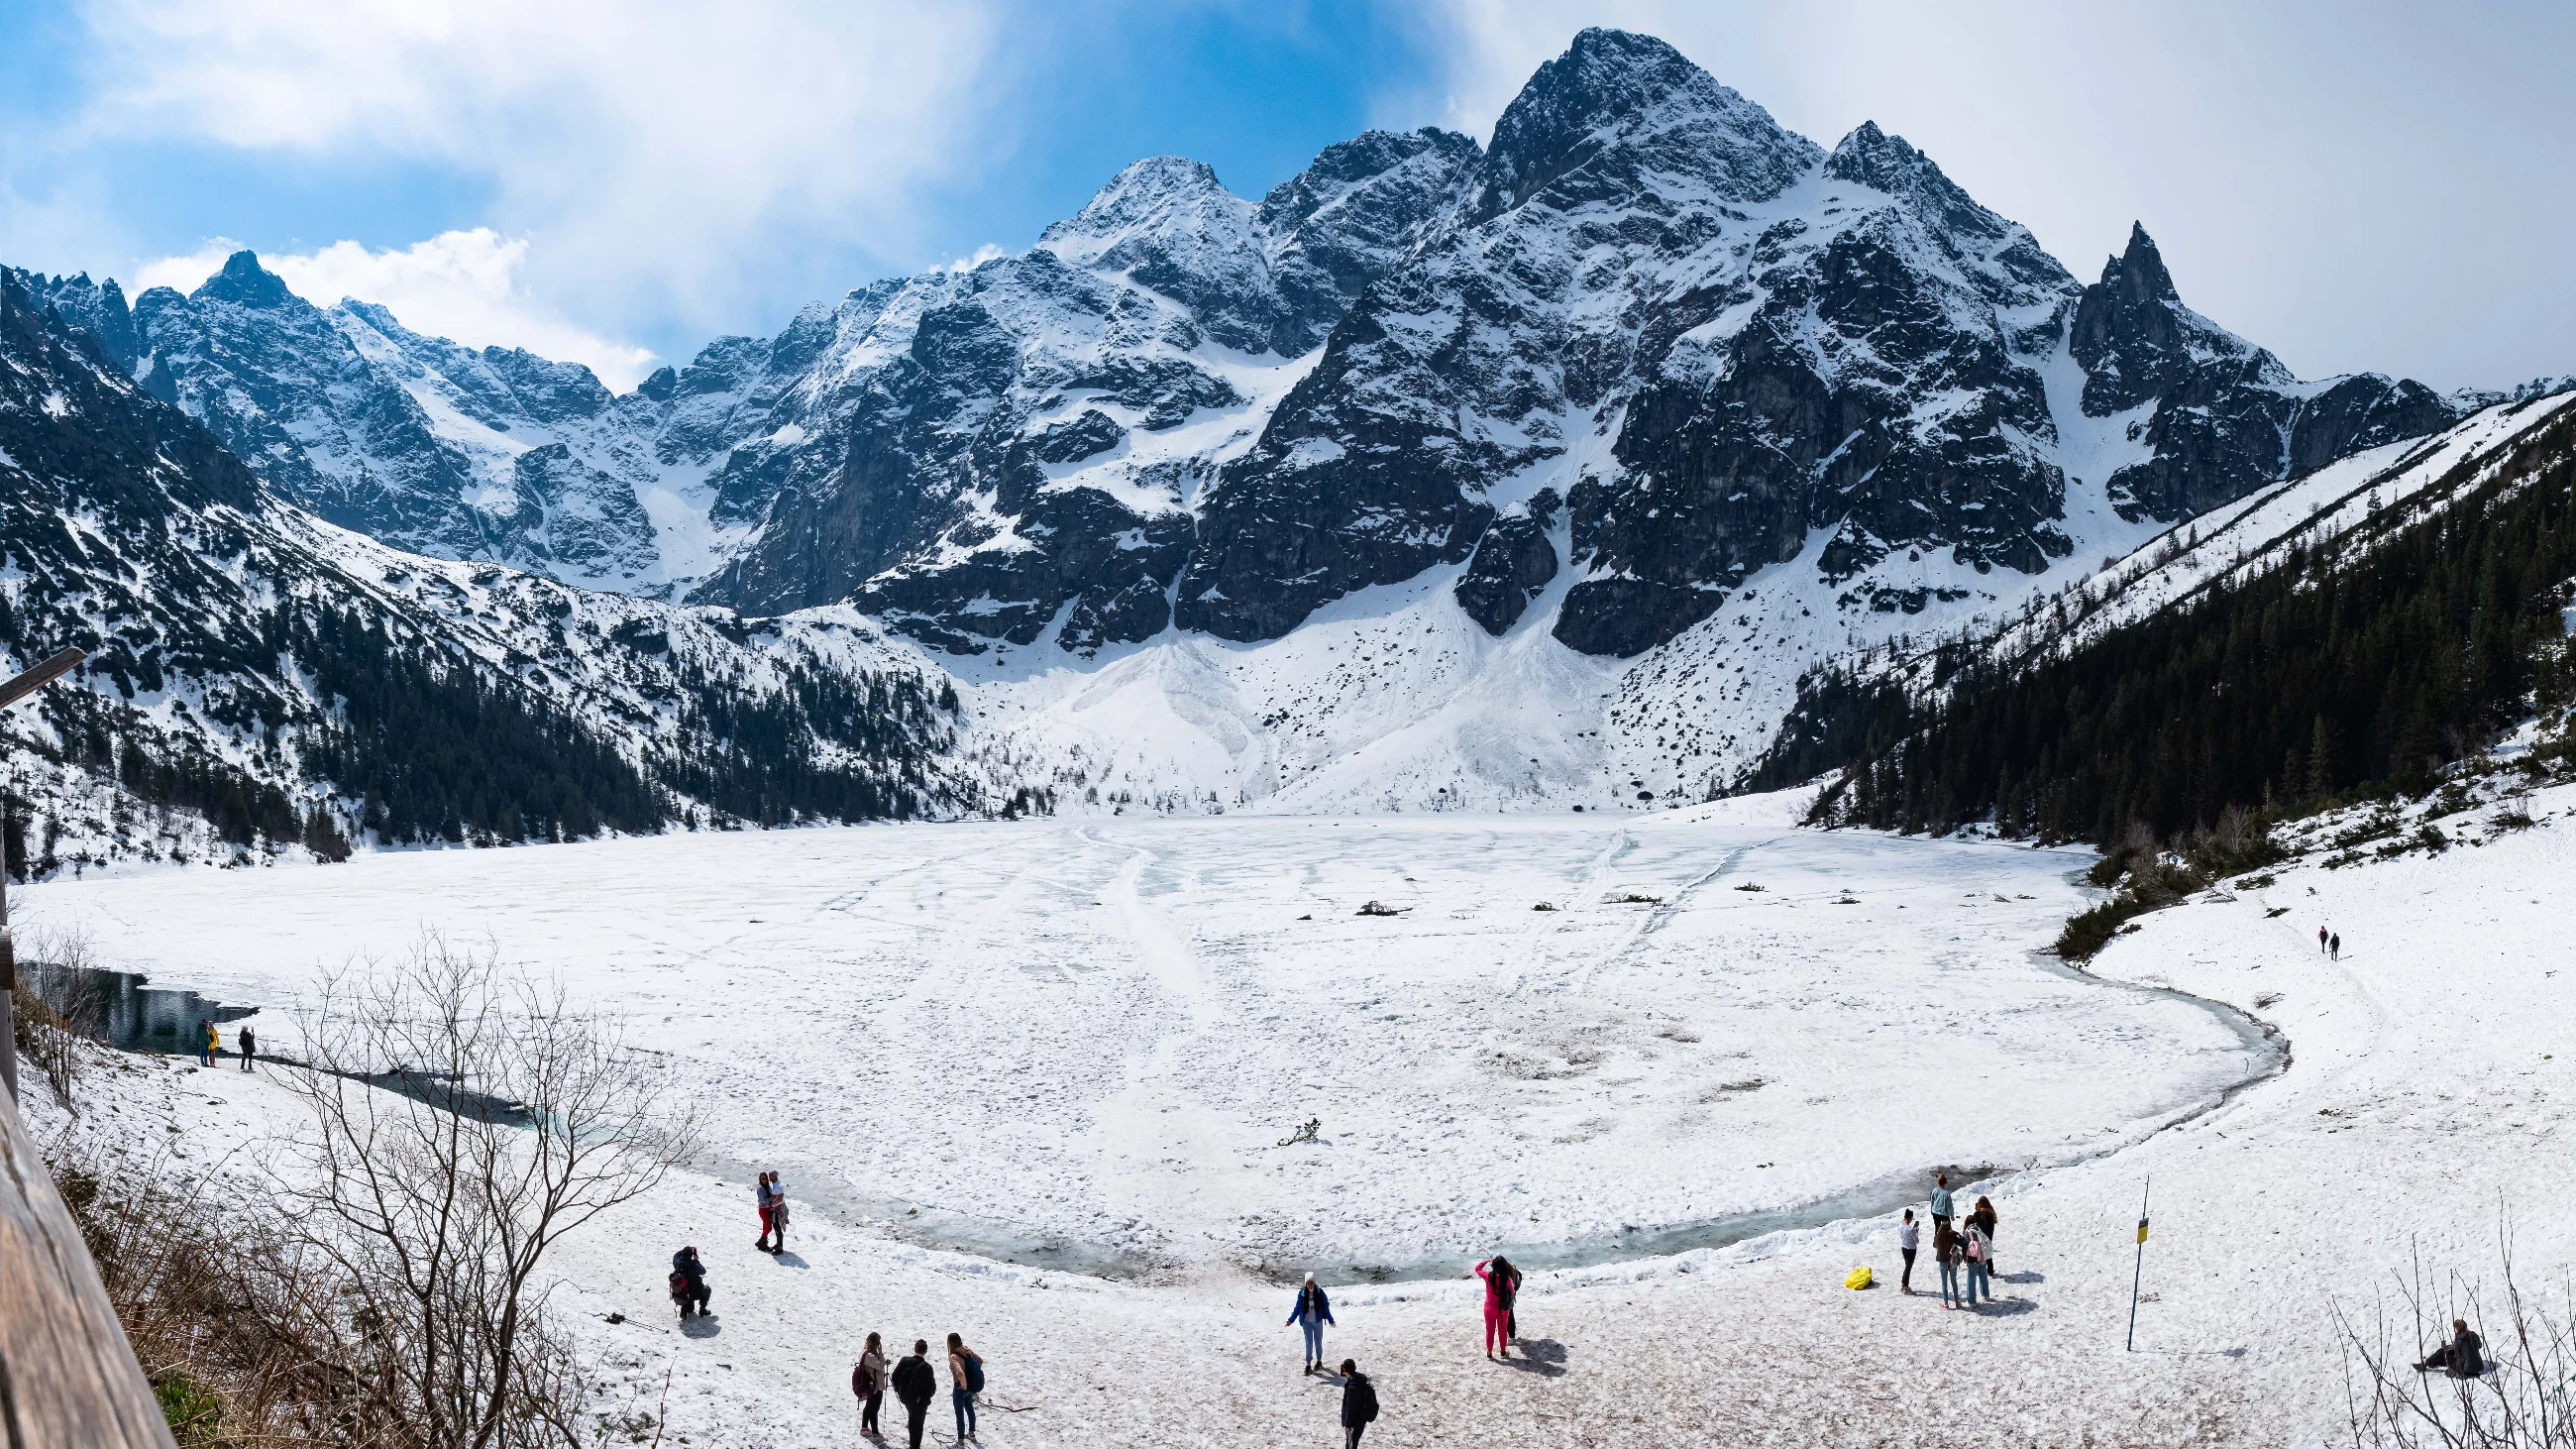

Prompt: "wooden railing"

[0,1092,178,1448]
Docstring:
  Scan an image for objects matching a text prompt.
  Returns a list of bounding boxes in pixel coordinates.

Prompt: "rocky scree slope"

[0,271,993,878]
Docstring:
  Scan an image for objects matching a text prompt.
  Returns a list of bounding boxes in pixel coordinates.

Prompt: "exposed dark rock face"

[40,29,2476,667]
[1454,490,1561,635]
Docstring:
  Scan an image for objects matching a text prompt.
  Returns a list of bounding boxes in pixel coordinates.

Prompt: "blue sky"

[3,1,2569,393]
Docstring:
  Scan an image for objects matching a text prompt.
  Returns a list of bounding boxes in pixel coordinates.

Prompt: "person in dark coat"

[1338,1359,1379,1448]
[891,1339,938,1449]
[238,1023,258,1071]
[2417,1319,2485,1378]
[668,1247,709,1318]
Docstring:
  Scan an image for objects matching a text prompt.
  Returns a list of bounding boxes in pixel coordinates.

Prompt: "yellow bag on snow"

[1845,1266,1874,1290]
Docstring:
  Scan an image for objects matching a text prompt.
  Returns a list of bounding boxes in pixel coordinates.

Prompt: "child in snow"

[1473,1255,1521,1359]
[1897,1209,1920,1293]
[1287,1274,1336,1373]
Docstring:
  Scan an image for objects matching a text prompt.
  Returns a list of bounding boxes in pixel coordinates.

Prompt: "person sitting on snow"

[2415,1319,2484,1378]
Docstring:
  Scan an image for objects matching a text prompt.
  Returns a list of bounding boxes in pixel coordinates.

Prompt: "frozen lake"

[29,803,2262,1278]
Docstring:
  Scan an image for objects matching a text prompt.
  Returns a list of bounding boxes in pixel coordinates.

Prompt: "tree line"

[1750,404,2576,846]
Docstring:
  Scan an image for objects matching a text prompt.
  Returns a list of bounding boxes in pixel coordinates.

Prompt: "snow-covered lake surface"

[27,785,2576,1445]
[29,800,2258,1280]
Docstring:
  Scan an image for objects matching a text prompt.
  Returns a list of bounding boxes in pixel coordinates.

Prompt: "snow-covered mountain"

[0,269,1002,875]
[15,28,2568,821]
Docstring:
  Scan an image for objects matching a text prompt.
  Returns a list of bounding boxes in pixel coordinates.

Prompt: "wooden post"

[1,645,89,1105]
[0,1090,180,1447]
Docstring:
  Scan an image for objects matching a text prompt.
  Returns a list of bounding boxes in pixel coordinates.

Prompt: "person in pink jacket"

[1473,1255,1521,1359]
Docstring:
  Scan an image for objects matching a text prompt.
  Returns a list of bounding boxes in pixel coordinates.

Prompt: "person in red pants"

[1473,1255,1522,1359]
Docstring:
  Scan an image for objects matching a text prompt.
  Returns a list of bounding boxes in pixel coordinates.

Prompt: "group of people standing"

[1896,1172,2000,1309]
[193,1018,255,1069]
[851,1331,984,1448]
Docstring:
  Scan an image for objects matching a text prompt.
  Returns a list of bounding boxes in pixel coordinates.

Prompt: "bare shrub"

[274,936,702,1449]
[2339,1230,2576,1447]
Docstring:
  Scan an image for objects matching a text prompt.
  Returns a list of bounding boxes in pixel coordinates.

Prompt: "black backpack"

[1348,1379,1379,1423]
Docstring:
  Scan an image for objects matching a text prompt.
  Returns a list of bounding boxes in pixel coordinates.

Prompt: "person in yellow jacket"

[198,1018,218,1066]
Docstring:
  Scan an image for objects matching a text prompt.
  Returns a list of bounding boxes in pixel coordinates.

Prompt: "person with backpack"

[853,1332,887,1439]
[946,1332,983,1441]
[668,1246,710,1319]
[1286,1274,1336,1374]
[2318,925,2328,954]
[1897,1209,1920,1294]
[1932,1214,1961,1308]
[891,1340,937,1449]
[1473,1255,1520,1359]
[1969,1196,1999,1280]
[1962,1216,1991,1307]
[1338,1359,1379,1448]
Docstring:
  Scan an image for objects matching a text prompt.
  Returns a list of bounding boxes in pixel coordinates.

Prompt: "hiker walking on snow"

[238,1023,257,1071]
[1288,1274,1336,1374]
[1897,1209,1920,1294]
[854,1332,888,1439]
[2318,925,2328,954]
[2331,932,2342,960]
[946,1332,983,1441]
[1339,1359,1380,1448]
[891,1340,936,1449]
[1473,1255,1521,1359]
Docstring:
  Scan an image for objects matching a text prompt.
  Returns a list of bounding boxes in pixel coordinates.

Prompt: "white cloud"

[941,243,1007,274]
[136,228,661,390]
[78,0,1006,348]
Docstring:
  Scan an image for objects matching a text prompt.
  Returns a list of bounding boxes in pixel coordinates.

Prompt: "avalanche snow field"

[30,801,2256,1281]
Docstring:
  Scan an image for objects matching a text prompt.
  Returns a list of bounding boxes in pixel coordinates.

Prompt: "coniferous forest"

[1754,405,2576,845]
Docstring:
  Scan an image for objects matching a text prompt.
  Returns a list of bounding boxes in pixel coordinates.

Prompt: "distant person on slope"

[755,1171,782,1253]
[2416,1319,2485,1378]
[1339,1359,1380,1448]
[1930,1171,1955,1227]
[946,1332,983,1441]
[1473,1255,1521,1359]
[1287,1274,1336,1374]
[1970,1196,1999,1280]
[2318,925,2329,954]
[238,1023,258,1071]
[767,1173,790,1255]
[2331,932,2342,960]
[668,1246,710,1319]
[1933,1215,1962,1308]
[854,1331,888,1439]
[891,1339,937,1449]
[1897,1209,1920,1294]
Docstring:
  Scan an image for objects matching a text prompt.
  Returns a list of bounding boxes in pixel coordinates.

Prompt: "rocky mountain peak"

[2070,222,2273,415]
[1039,156,1256,268]
[194,250,295,309]
[1467,28,1815,225]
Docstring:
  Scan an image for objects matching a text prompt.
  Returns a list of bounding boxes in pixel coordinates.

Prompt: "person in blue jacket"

[1287,1274,1335,1374]
[1929,1170,1955,1228]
